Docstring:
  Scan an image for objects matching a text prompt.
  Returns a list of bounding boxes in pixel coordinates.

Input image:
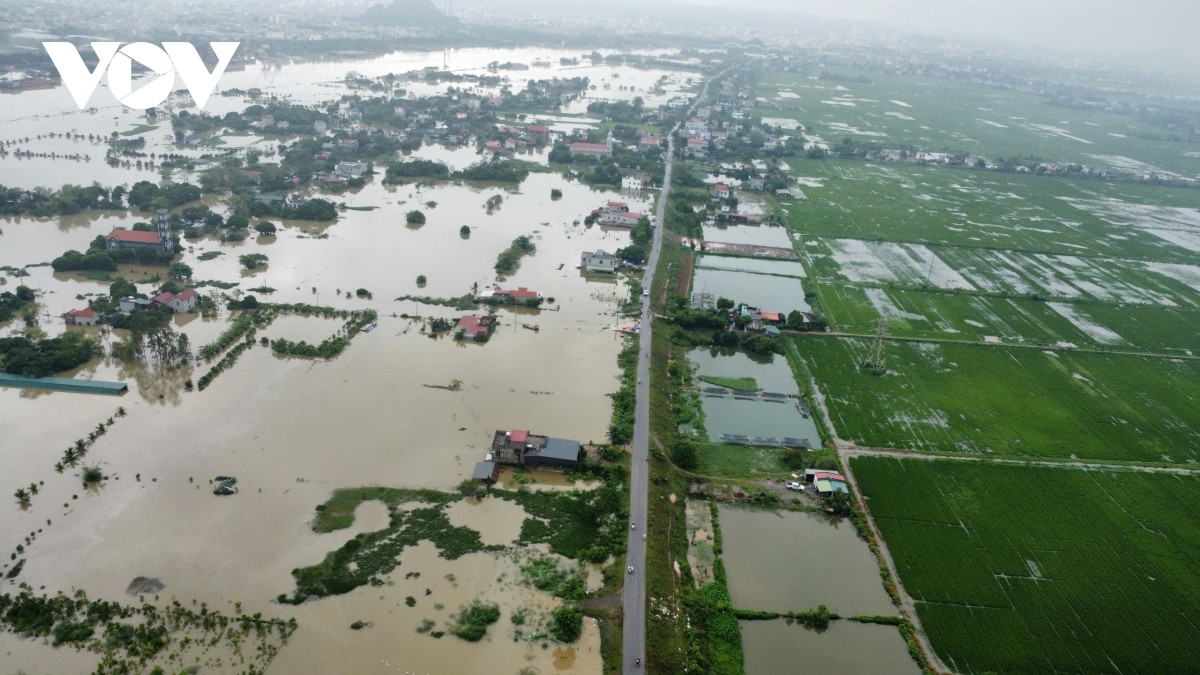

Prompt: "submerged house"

[581,249,619,273]
[455,314,496,340]
[63,307,98,326]
[490,429,582,471]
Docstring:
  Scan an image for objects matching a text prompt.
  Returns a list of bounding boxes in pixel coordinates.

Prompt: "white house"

[581,249,619,273]
[599,211,644,227]
[748,175,765,190]
[314,120,327,133]
[118,297,152,313]
[714,183,730,199]
[168,289,199,313]
[622,176,645,191]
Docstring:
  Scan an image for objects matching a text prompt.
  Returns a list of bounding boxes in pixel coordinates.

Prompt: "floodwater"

[0,44,704,673]
[695,254,807,278]
[701,222,793,248]
[718,506,897,616]
[701,396,819,445]
[740,619,921,675]
[687,347,800,395]
[0,46,694,190]
[691,267,811,312]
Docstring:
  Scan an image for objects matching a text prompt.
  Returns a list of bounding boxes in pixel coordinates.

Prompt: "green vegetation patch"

[697,375,759,391]
[853,457,1200,674]
[520,557,585,600]
[119,124,158,136]
[450,601,500,641]
[500,482,627,563]
[494,235,536,275]
[283,487,492,603]
[0,588,295,673]
[792,336,1200,462]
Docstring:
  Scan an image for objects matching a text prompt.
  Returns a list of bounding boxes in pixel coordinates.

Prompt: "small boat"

[522,323,540,331]
[363,321,377,332]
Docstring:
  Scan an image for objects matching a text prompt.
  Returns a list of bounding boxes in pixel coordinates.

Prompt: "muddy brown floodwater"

[0,45,708,673]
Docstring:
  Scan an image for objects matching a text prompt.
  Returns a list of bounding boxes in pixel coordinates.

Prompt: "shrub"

[406,210,426,225]
[450,601,500,642]
[551,604,583,642]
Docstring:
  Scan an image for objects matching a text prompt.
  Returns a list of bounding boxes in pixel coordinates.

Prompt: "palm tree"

[106,417,114,426]
[74,439,86,453]
[62,447,80,466]
[28,483,38,496]
[116,407,126,418]
[14,488,30,507]
[82,464,104,486]
[54,462,65,474]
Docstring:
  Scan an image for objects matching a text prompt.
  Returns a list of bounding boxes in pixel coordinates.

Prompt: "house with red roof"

[487,286,543,306]
[714,183,730,199]
[455,314,496,341]
[168,289,199,313]
[63,307,98,326]
[569,130,614,157]
[151,291,175,309]
[106,228,170,252]
[638,136,662,152]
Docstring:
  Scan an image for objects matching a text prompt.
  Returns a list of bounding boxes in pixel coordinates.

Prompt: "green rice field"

[754,69,1200,177]
[778,159,1200,262]
[814,283,1200,354]
[789,336,1200,463]
[851,457,1200,674]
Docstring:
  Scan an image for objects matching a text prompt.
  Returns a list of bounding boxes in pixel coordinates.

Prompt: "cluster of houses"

[472,429,584,482]
[64,289,199,326]
[484,124,550,156]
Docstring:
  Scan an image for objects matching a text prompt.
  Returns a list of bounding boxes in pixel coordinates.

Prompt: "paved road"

[621,124,674,674]
[624,69,725,673]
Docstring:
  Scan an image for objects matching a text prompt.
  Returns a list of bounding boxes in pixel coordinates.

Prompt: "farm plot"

[691,267,811,312]
[814,282,1200,353]
[753,69,1200,177]
[790,336,1200,462]
[695,254,808,278]
[804,234,1200,306]
[852,457,1200,674]
[778,158,1200,262]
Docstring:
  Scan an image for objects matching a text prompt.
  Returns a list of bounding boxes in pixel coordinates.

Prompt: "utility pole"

[861,317,888,376]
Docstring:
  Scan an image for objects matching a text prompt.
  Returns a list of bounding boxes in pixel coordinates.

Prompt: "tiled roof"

[107,229,161,244]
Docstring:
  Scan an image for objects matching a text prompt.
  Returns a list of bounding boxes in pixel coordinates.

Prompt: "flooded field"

[701,396,819,445]
[702,222,794,248]
[717,505,897,616]
[0,44,701,672]
[691,267,810,313]
[688,347,800,395]
[695,254,807,278]
[740,619,920,675]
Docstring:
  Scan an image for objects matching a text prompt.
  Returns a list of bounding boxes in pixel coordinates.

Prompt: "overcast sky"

[462,0,1198,71]
[749,0,1197,64]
